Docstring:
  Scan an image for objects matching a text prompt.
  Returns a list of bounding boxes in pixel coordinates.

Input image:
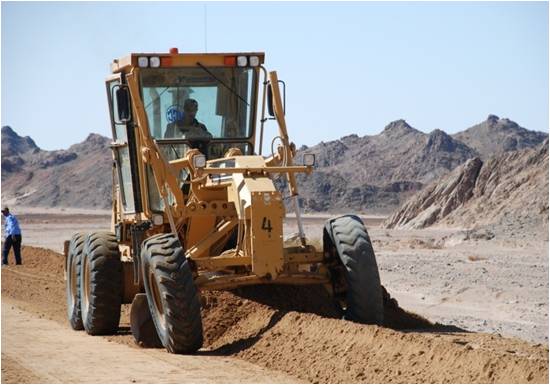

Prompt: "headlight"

[137,56,149,68]
[149,56,161,68]
[303,153,315,166]
[236,56,248,67]
[152,214,163,226]
[193,154,207,168]
[249,56,260,67]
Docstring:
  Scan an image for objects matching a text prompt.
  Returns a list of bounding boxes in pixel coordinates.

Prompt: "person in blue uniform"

[2,207,22,265]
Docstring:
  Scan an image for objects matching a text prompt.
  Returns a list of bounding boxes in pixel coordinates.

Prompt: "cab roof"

[111,51,265,73]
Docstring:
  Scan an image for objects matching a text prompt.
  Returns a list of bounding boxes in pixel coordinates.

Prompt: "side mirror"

[114,86,131,123]
[266,80,286,118]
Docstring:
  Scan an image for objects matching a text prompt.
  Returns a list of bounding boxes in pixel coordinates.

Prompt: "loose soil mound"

[2,246,548,383]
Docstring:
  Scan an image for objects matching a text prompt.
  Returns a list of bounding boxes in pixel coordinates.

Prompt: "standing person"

[2,207,22,265]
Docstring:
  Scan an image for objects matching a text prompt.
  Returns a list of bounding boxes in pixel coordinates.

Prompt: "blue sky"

[2,1,548,152]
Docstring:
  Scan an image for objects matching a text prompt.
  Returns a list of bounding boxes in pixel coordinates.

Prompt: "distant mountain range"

[1,115,547,213]
[291,115,547,214]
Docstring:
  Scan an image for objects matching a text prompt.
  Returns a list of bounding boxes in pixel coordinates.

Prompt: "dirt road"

[1,246,548,383]
[2,304,298,383]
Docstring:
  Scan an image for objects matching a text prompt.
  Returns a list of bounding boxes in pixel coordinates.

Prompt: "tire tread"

[326,215,384,324]
[81,232,122,335]
[66,232,86,330]
[141,233,203,354]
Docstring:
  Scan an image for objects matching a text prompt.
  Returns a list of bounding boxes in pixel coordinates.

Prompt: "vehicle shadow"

[198,310,285,356]
[381,289,469,334]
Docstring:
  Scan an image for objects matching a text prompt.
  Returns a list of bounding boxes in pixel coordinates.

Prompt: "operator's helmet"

[183,98,199,112]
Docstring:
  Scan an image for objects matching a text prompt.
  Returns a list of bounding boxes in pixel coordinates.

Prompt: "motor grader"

[64,48,384,353]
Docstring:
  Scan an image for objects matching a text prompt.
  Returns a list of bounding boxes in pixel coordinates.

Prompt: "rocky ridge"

[1,126,112,209]
[384,140,549,236]
[453,114,547,158]
[2,115,546,213]
[293,115,546,214]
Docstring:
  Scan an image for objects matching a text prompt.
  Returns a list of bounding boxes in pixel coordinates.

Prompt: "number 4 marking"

[261,217,273,233]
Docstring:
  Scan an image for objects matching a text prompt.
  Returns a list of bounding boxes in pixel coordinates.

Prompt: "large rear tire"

[141,233,203,354]
[80,232,122,335]
[324,215,384,324]
[66,233,86,330]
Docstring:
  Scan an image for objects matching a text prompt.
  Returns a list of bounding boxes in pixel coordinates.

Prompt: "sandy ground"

[11,210,112,253]
[2,247,548,383]
[1,209,548,383]
[10,210,550,342]
[286,217,549,345]
[1,304,298,383]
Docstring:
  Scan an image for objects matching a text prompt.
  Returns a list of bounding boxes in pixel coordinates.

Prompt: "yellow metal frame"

[107,50,329,291]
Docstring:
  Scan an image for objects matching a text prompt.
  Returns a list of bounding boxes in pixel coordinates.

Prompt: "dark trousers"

[3,235,22,265]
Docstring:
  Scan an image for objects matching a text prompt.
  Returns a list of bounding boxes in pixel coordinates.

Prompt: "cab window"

[140,67,256,140]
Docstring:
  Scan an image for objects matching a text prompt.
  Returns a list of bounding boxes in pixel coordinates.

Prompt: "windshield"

[140,67,256,140]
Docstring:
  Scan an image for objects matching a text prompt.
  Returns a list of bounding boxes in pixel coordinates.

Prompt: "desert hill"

[384,140,549,237]
[453,114,548,158]
[292,119,476,214]
[293,116,546,213]
[1,126,40,158]
[1,126,112,209]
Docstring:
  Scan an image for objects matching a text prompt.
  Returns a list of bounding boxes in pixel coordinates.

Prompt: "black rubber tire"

[66,232,86,330]
[141,233,203,354]
[80,232,123,335]
[324,215,384,324]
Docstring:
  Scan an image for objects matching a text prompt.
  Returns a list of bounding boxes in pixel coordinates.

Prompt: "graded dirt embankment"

[2,246,548,383]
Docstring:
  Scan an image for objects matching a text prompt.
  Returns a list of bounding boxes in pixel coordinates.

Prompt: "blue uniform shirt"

[4,214,21,236]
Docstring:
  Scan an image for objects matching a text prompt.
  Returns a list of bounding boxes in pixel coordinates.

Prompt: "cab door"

[106,74,142,214]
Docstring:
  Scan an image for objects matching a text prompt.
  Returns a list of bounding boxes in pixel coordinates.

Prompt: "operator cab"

[106,50,265,214]
[109,50,263,159]
[142,64,257,158]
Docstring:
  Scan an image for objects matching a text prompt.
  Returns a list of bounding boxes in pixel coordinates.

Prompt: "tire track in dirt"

[2,246,548,383]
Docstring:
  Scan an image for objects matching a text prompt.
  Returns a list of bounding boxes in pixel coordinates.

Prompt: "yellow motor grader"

[64,48,383,353]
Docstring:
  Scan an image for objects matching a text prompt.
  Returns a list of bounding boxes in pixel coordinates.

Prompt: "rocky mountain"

[384,140,549,235]
[293,116,546,214]
[300,120,476,186]
[1,126,40,157]
[1,126,112,209]
[453,115,547,158]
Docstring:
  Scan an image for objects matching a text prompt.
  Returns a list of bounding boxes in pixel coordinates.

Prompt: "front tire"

[324,215,384,324]
[80,232,122,335]
[66,233,86,330]
[141,233,203,354]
